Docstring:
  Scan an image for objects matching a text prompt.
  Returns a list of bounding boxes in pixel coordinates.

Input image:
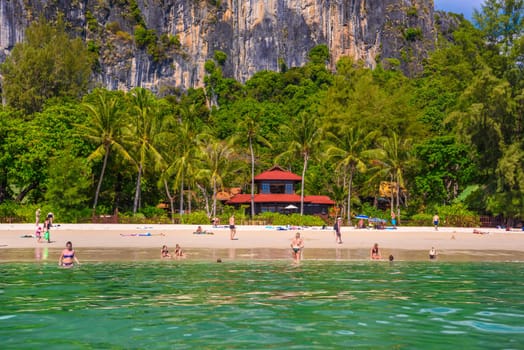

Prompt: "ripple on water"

[451,320,524,334]
[0,315,16,320]
[420,307,459,315]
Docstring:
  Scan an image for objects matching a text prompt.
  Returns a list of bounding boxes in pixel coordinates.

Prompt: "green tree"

[277,112,323,215]
[474,0,524,54]
[44,149,92,216]
[0,18,94,113]
[199,137,240,218]
[413,136,477,205]
[325,126,377,222]
[370,132,413,222]
[77,89,131,215]
[128,88,165,214]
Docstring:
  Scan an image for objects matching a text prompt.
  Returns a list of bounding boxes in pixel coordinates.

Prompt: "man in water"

[290,232,304,262]
[433,214,439,231]
[229,214,236,240]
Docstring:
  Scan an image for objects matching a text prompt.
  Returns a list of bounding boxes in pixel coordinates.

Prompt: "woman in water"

[161,245,172,258]
[174,244,184,257]
[58,241,80,267]
[370,243,381,260]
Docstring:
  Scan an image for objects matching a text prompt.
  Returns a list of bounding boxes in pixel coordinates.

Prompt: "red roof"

[226,194,334,205]
[254,166,302,181]
[304,195,335,205]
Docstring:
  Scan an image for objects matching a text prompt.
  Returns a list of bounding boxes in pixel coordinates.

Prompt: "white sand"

[0,223,522,252]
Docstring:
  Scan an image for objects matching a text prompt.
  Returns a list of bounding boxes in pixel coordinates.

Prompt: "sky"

[434,0,484,20]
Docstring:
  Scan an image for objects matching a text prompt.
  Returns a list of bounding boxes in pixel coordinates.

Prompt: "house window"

[270,184,285,194]
[285,183,294,194]
[261,183,270,194]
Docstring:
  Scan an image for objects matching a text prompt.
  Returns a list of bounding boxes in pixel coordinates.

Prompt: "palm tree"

[369,132,413,223]
[325,126,377,222]
[277,112,323,215]
[128,87,165,214]
[199,136,240,218]
[163,120,201,221]
[237,109,272,218]
[77,89,130,215]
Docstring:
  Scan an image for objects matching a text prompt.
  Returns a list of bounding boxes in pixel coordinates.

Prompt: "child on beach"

[35,225,43,243]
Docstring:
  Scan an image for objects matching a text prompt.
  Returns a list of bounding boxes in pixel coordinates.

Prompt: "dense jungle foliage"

[0,0,523,225]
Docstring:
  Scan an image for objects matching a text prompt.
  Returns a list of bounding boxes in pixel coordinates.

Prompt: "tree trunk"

[249,137,255,218]
[164,179,175,224]
[300,153,308,216]
[347,167,353,225]
[188,185,192,214]
[390,173,394,221]
[132,163,142,214]
[0,171,9,203]
[197,183,210,217]
[396,179,401,224]
[15,181,39,203]
[212,178,217,219]
[93,144,110,214]
[179,175,184,222]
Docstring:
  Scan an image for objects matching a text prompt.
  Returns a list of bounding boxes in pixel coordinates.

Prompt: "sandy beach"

[1,223,524,262]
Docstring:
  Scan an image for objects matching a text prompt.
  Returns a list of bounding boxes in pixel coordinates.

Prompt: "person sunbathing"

[473,229,489,235]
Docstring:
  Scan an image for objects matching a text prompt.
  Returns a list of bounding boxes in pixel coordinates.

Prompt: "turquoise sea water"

[1,261,523,349]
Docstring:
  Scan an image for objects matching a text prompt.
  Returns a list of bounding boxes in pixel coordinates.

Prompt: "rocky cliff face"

[0,0,435,92]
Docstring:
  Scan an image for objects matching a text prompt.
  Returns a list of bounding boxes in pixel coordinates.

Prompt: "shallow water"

[1,261,523,349]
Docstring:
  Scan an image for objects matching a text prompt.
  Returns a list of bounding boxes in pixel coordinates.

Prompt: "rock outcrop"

[0,0,436,92]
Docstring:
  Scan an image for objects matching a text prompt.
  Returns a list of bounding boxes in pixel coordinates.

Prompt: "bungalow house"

[226,166,335,215]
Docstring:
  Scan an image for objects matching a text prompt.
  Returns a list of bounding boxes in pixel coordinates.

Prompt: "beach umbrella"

[354,214,369,220]
[369,217,386,223]
[285,204,298,209]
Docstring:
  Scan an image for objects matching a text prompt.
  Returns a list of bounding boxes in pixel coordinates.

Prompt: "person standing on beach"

[47,212,54,227]
[334,217,343,244]
[433,214,439,231]
[290,232,304,262]
[229,215,236,240]
[43,218,51,243]
[35,208,41,226]
[391,211,396,227]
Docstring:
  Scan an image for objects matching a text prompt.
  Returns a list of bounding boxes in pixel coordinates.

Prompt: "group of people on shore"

[34,209,53,243]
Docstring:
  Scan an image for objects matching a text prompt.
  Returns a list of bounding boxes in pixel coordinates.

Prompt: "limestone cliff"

[0,0,436,92]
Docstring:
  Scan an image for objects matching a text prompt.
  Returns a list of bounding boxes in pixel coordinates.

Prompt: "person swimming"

[58,241,80,267]
[370,243,381,260]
